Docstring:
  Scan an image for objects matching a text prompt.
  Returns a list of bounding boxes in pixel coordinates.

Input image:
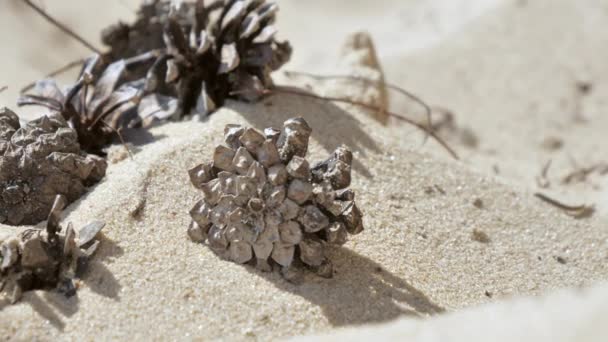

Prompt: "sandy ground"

[291,282,608,342]
[1,0,608,340]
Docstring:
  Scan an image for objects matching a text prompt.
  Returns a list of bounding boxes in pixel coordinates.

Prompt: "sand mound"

[2,93,607,339]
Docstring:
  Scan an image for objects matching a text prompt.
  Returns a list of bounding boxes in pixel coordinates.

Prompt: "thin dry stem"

[0,86,7,93]
[284,70,433,134]
[534,192,594,218]
[22,0,101,54]
[561,163,608,184]
[268,86,459,160]
[100,120,134,161]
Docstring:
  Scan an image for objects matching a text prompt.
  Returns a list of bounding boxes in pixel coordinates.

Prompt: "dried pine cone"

[18,55,147,154]
[132,0,291,118]
[159,0,291,114]
[0,108,106,225]
[188,118,364,278]
[0,195,105,303]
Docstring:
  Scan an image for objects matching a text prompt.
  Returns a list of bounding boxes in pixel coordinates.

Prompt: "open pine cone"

[188,118,364,278]
[0,195,105,303]
[0,108,106,225]
[18,55,141,154]
[103,0,291,120]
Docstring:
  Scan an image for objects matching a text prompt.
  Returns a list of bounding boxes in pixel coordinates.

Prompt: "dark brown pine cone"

[170,0,291,114]
[187,118,364,279]
[108,0,292,120]
[0,109,106,225]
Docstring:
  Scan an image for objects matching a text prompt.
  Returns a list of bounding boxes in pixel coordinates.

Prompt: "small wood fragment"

[471,229,490,243]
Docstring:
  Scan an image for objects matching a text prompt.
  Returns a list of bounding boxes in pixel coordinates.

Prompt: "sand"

[1,0,608,341]
[291,282,608,342]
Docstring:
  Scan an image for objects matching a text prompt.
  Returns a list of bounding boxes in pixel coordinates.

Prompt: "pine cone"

[187,118,364,278]
[0,195,105,303]
[0,109,106,225]
[103,0,291,120]
[165,0,291,115]
[18,55,144,154]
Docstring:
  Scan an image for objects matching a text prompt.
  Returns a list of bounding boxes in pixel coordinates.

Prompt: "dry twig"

[562,163,608,184]
[266,86,459,160]
[284,70,433,130]
[534,192,594,218]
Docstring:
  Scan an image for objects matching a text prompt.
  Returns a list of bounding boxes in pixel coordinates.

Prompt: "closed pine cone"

[0,109,106,225]
[188,117,364,278]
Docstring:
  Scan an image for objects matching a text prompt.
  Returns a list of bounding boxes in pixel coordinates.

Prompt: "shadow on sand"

[227,90,381,179]
[0,236,123,331]
[247,246,444,326]
[229,91,441,325]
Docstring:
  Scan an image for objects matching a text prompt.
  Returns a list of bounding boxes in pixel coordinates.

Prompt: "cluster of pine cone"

[6,0,290,224]
[0,2,365,295]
